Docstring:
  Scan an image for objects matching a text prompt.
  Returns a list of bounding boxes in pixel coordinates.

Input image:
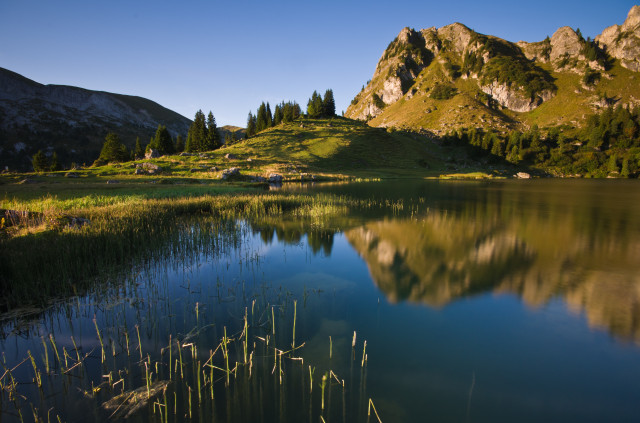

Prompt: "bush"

[429,83,457,100]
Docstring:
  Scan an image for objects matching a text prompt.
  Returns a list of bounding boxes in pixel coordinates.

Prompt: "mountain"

[0,67,191,170]
[346,6,640,136]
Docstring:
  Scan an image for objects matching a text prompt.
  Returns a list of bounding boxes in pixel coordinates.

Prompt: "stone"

[189,168,199,173]
[250,176,267,183]
[145,149,161,159]
[134,168,145,175]
[516,172,531,179]
[106,180,120,184]
[220,167,241,180]
[596,6,640,72]
[549,27,582,62]
[210,166,219,172]
[142,163,162,174]
[480,81,553,113]
[268,173,283,184]
[179,152,194,157]
[224,153,238,160]
[65,172,79,178]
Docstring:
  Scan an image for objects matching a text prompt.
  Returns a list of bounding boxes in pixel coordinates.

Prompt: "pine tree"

[273,104,283,126]
[175,135,184,152]
[49,151,60,171]
[256,103,268,132]
[246,112,257,138]
[151,125,175,155]
[204,111,221,151]
[322,89,336,117]
[134,137,144,159]
[32,150,49,172]
[95,132,129,165]
[186,110,207,152]
[266,103,273,127]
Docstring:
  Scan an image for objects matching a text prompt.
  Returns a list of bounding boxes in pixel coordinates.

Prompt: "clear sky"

[0,1,637,128]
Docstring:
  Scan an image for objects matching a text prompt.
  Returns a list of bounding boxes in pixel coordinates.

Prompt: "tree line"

[246,89,336,138]
[443,104,640,177]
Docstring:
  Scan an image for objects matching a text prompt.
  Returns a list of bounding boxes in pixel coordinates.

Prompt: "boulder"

[179,152,194,157]
[142,163,162,174]
[516,172,531,179]
[210,166,219,172]
[189,168,200,173]
[134,168,145,175]
[268,173,283,184]
[145,149,161,159]
[250,176,267,183]
[224,153,238,160]
[65,172,79,178]
[221,167,241,180]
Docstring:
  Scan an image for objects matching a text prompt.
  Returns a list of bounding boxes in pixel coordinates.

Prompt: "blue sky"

[0,1,636,127]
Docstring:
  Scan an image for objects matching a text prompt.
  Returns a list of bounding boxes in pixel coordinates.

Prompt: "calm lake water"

[2,179,640,422]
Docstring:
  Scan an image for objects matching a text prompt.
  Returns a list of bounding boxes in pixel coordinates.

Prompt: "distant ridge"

[0,67,191,170]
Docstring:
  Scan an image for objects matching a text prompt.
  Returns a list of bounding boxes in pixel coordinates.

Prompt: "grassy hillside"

[1,117,522,184]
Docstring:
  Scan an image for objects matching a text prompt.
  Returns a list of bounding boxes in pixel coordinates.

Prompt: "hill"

[346,6,640,136]
[0,67,191,170]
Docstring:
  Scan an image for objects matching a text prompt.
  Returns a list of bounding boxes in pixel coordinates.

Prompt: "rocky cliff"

[596,5,640,72]
[346,6,640,135]
[0,67,191,170]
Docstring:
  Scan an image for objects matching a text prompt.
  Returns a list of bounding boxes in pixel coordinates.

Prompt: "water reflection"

[279,180,640,343]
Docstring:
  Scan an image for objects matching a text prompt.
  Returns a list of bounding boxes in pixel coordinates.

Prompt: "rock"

[17,178,34,184]
[221,167,241,180]
[145,149,161,159]
[480,81,554,112]
[198,153,208,158]
[250,176,267,183]
[268,173,283,184]
[515,172,531,179]
[106,180,120,184]
[246,158,253,162]
[596,6,640,72]
[549,27,582,62]
[142,163,162,174]
[65,172,79,178]
[189,168,200,173]
[224,153,238,160]
[134,168,145,175]
[179,152,194,157]
[67,216,90,228]
[210,166,219,172]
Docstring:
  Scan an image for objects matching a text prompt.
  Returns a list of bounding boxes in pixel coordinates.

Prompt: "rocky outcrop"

[220,167,241,180]
[480,81,554,113]
[549,27,582,62]
[145,149,161,159]
[596,5,640,72]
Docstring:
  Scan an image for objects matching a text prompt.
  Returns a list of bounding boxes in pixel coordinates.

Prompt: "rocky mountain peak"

[596,5,640,72]
[550,26,581,61]
[623,5,640,31]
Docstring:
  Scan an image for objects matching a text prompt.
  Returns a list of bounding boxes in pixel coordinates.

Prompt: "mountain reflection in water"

[277,179,640,343]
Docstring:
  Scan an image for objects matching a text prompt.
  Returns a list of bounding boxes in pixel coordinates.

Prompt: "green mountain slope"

[346,6,640,137]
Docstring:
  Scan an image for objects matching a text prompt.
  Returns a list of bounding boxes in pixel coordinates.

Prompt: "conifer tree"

[256,103,268,132]
[32,150,49,172]
[322,89,336,117]
[186,110,207,152]
[134,137,144,159]
[266,103,273,127]
[175,135,184,152]
[95,132,129,165]
[50,151,60,171]
[150,124,175,155]
[273,104,283,126]
[205,111,221,150]
[246,112,257,138]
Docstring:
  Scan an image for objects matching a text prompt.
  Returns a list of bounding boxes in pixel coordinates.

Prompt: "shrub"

[430,83,457,100]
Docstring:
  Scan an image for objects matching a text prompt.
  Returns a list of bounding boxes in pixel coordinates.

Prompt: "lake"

[2,179,640,422]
